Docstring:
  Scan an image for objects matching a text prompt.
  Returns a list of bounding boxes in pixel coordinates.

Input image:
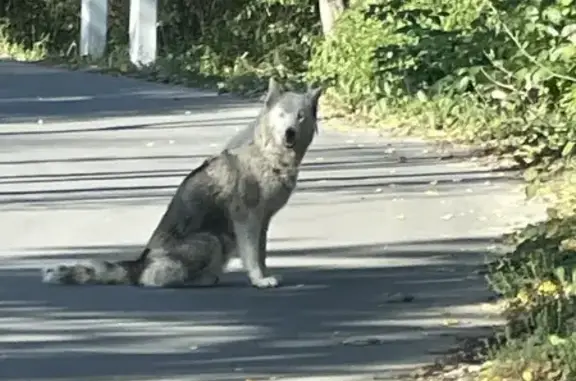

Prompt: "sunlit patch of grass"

[0,25,47,61]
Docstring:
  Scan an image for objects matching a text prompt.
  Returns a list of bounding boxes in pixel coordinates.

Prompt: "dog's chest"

[258,166,297,211]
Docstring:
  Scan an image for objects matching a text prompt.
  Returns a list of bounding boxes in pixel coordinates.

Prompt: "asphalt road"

[0,60,545,381]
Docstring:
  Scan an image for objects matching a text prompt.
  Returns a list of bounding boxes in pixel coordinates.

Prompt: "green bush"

[481,213,576,380]
[308,0,489,107]
[307,5,393,111]
[0,0,321,89]
[489,215,576,334]
[309,0,576,172]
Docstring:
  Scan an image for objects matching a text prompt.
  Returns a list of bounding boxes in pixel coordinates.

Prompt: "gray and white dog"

[42,78,323,289]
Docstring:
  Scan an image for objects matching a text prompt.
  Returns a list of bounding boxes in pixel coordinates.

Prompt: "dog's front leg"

[233,212,280,288]
[258,216,271,273]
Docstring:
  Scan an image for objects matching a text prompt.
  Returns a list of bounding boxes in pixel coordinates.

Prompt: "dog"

[42,78,322,289]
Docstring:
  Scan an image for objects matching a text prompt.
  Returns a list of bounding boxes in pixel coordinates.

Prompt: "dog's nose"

[285,127,296,142]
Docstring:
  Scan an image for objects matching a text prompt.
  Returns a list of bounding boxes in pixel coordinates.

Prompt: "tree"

[318,0,347,36]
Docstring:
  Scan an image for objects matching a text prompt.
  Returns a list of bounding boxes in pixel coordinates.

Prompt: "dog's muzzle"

[284,128,297,148]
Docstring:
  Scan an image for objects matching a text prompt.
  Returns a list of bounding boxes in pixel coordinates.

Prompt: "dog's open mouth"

[284,128,296,148]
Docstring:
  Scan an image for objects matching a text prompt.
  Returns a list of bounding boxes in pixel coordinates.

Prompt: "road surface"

[0,60,544,381]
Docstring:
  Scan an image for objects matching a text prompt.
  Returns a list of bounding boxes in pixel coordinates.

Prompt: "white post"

[80,0,108,58]
[129,0,158,67]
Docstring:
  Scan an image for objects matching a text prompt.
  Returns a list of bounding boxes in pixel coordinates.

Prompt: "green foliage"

[488,215,576,330]
[480,333,576,381]
[309,0,576,174]
[482,213,576,380]
[0,0,321,91]
[0,0,80,54]
[307,7,394,111]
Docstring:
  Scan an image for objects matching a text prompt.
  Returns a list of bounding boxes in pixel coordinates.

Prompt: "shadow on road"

[0,139,521,210]
[0,59,255,124]
[0,238,496,381]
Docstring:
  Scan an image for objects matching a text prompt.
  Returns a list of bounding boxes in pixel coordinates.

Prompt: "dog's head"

[258,78,323,161]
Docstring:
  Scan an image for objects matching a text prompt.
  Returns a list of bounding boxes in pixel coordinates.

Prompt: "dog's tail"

[41,248,149,286]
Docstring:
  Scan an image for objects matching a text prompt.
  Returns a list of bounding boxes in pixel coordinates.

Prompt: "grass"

[0,27,47,61]
[475,168,576,381]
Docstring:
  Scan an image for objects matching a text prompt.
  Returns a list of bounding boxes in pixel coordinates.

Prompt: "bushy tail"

[41,249,149,286]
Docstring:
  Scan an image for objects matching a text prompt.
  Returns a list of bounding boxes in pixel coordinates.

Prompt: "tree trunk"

[318,0,347,36]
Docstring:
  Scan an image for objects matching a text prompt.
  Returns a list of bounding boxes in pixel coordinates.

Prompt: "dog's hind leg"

[138,233,230,288]
[138,256,189,288]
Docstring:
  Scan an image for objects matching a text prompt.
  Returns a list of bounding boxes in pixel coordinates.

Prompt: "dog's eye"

[297,110,305,122]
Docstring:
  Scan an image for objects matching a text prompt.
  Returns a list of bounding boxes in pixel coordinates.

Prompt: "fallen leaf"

[442,319,461,326]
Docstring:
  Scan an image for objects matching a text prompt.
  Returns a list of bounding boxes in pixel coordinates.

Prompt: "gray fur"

[42,78,323,289]
[224,79,319,150]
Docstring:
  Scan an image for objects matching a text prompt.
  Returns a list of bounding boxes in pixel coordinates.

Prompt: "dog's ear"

[265,77,283,108]
[307,86,323,120]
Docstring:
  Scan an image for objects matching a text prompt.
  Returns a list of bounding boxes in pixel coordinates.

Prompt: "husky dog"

[42,78,322,289]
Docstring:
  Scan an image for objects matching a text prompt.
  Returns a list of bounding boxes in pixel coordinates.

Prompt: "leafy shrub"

[307,5,394,111]
[0,0,80,53]
[479,333,576,381]
[309,0,576,172]
[0,0,321,89]
[308,0,488,107]
[490,222,576,336]
[483,213,576,380]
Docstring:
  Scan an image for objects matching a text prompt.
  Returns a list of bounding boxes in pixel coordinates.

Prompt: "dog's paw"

[41,265,69,284]
[251,275,281,289]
